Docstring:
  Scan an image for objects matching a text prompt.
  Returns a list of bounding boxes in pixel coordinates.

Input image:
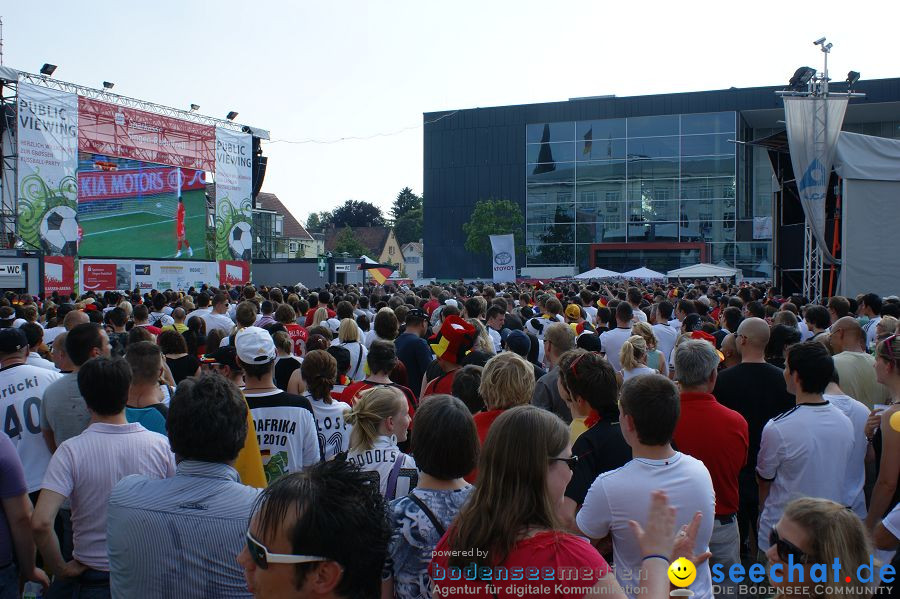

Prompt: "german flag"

[359,262,396,285]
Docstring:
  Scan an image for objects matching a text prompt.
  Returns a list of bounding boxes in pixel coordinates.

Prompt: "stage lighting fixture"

[226,111,239,121]
[846,71,860,86]
[40,63,57,76]
[103,81,114,90]
[190,104,200,111]
[789,66,816,89]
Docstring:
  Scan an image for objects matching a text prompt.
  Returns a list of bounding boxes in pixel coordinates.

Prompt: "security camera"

[813,37,826,46]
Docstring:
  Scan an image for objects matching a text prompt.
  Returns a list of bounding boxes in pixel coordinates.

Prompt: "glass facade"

[525,111,775,275]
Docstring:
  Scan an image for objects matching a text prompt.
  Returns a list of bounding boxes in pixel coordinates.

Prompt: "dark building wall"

[423,79,900,279]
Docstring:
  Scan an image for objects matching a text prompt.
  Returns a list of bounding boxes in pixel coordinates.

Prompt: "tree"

[332,225,369,257]
[391,187,422,221]
[462,198,524,255]
[330,200,385,228]
[394,207,423,245]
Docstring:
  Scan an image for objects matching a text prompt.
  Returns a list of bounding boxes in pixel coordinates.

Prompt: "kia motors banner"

[214,128,253,261]
[489,234,517,283]
[78,97,215,172]
[78,166,206,203]
[783,96,848,264]
[16,83,79,255]
[44,256,75,296]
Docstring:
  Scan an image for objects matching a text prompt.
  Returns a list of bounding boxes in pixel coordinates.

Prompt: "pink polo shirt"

[41,422,175,570]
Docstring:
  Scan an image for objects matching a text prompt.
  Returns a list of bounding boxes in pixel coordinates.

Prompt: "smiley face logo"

[668,558,696,587]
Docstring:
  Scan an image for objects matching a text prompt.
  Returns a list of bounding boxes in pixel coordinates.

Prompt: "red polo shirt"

[673,391,749,516]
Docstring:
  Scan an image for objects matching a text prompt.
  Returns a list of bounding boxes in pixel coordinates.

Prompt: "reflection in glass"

[526,122,576,143]
[576,119,626,140]
[576,161,627,182]
[627,114,678,137]
[577,138,627,160]
[681,133,736,157]
[627,136,680,159]
[527,142,576,164]
[627,157,679,179]
[681,112,736,135]
[681,156,735,178]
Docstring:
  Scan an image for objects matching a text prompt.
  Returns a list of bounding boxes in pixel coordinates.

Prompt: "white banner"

[489,234,516,283]
[79,259,220,294]
[783,96,848,264]
[215,128,253,261]
[16,83,79,255]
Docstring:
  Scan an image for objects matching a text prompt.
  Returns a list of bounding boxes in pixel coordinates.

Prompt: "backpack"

[150,313,166,328]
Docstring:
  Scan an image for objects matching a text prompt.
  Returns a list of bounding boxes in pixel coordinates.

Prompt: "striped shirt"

[107,460,260,598]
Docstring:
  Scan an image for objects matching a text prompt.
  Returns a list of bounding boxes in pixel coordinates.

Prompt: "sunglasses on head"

[769,527,809,564]
[549,455,579,471]
[245,531,330,570]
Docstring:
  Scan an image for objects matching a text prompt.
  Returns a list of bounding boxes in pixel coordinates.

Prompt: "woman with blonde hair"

[766,497,875,599]
[345,385,416,500]
[467,318,496,359]
[335,317,367,381]
[632,321,667,376]
[618,334,655,384]
[472,352,535,444]
[865,334,900,533]
[311,306,329,328]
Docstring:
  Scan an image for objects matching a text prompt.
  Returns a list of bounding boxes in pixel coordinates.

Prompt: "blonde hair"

[782,498,873,599]
[345,386,406,452]
[272,331,293,355]
[877,315,898,337]
[118,300,133,318]
[312,307,329,328]
[468,319,496,356]
[620,335,648,370]
[479,352,535,410]
[338,318,360,343]
[631,322,658,350]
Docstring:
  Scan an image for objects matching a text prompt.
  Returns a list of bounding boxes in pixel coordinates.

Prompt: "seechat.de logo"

[494,252,512,265]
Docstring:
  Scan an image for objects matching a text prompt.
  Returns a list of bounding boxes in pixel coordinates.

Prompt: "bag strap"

[406,491,446,536]
[385,453,406,500]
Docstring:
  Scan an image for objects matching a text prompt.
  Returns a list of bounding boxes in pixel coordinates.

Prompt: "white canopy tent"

[620,267,666,280]
[574,267,621,279]
[665,263,742,279]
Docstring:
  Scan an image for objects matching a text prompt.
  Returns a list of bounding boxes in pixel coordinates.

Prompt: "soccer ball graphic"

[39,206,79,256]
[228,221,252,261]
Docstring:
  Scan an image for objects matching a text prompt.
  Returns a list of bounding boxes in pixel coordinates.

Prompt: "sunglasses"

[549,455,579,471]
[245,531,330,570]
[769,527,809,564]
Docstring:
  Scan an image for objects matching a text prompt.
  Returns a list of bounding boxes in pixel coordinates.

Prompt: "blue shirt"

[107,460,260,598]
[394,332,433,399]
[125,404,168,436]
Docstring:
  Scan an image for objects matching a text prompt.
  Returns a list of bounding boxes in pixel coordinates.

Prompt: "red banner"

[44,256,75,296]
[77,166,206,202]
[81,262,117,291]
[219,260,250,286]
[78,97,216,172]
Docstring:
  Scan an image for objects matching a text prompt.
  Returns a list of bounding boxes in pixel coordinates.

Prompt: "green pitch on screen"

[77,189,209,260]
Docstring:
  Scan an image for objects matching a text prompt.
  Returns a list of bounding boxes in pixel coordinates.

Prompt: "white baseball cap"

[235,326,276,364]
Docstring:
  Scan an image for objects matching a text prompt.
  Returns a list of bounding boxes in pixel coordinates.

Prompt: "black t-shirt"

[564,420,632,506]
[166,354,200,385]
[394,332,432,399]
[713,362,794,473]
[273,356,302,392]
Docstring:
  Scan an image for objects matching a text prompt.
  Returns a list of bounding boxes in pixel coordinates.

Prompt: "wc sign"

[0,263,26,288]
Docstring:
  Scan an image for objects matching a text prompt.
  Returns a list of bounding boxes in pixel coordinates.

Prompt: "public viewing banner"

[16,83,79,255]
[44,256,75,296]
[78,97,215,172]
[214,128,253,261]
[489,234,516,283]
[79,258,221,294]
[783,96,848,263]
[75,153,209,260]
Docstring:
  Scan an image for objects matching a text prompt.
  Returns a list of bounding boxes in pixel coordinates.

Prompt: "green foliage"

[462,198,524,255]
[394,207,423,245]
[332,225,368,257]
[330,200,385,228]
[391,187,422,220]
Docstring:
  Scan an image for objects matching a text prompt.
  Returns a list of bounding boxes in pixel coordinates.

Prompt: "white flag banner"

[783,96,848,264]
[214,128,253,261]
[489,234,516,283]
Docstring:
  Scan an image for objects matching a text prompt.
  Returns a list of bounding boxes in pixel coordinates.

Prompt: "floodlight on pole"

[190,104,200,112]
[40,63,57,76]
[226,111,238,121]
[102,81,114,90]
[789,66,816,90]
[846,71,860,87]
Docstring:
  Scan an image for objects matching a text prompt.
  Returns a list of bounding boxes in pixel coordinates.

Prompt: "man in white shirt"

[185,293,213,324]
[859,293,883,350]
[822,371,871,518]
[756,341,855,558]
[21,323,57,371]
[651,300,678,364]
[524,297,565,341]
[599,302,635,371]
[577,373,715,599]
[627,287,648,324]
[201,293,236,336]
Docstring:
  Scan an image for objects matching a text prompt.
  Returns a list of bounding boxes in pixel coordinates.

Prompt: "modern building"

[423,78,900,282]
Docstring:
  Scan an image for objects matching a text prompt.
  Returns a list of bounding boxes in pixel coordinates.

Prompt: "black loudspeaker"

[251,136,267,205]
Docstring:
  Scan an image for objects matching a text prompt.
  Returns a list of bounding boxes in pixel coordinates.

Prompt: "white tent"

[666,263,741,279]
[574,267,620,279]
[620,267,666,280]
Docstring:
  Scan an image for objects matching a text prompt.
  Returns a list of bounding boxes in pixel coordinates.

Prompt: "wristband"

[641,554,670,563]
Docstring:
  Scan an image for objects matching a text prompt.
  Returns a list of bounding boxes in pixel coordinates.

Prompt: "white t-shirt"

[584,306,598,323]
[149,311,175,327]
[0,363,63,492]
[622,365,656,382]
[577,452,715,599]
[333,341,367,382]
[304,395,352,460]
[347,435,417,501]
[245,390,320,484]
[185,307,212,324]
[43,325,66,346]
[202,311,235,335]
[798,319,813,341]
[631,306,648,324]
[823,393,870,517]
[524,314,564,340]
[863,316,882,351]
[488,328,502,354]
[599,327,633,371]
[651,323,678,363]
[756,401,855,551]
[26,352,58,371]
[669,318,682,332]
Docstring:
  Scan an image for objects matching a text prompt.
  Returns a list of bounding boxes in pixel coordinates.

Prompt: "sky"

[3,1,898,226]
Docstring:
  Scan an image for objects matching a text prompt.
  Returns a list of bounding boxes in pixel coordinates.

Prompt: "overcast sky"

[4,1,898,225]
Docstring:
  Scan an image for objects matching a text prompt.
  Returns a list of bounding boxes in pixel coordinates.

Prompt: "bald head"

[736,317,770,349]
[721,333,741,368]
[63,310,89,330]
[829,316,865,352]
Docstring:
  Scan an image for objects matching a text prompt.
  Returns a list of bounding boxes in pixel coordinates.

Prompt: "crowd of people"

[0,278,898,599]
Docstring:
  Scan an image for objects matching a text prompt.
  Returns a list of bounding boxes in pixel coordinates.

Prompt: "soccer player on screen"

[173,169,193,258]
